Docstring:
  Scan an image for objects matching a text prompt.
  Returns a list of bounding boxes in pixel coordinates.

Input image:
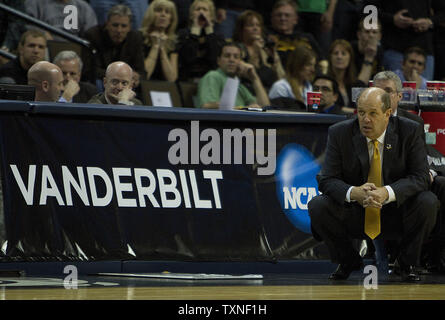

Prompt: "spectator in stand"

[297,0,338,57]
[269,45,316,107]
[331,0,361,43]
[352,18,384,82]
[84,4,145,84]
[266,0,323,68]
[232,10,285,91]
[176,0,225,82]
[172,0,193,30]
[141,0,179,82]
[213,0,256,40]
[25,0,98,41]
[197,42,270,109]
[312,74,347,115]
[0,30,47,85]
[53,50,98,103]
[394,47,428,90]
[327,39,367,110]
[363,0,445,80]
[89,0,149,30]
[0,0,27,54]
[27,61,64,102]
[88,61,142,105]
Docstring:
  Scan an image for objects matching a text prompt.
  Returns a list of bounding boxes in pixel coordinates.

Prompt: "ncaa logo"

[275,144,321,233]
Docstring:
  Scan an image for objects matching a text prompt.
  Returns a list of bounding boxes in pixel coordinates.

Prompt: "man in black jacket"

[308,87,438,282]
[83,4,145,83]
[0,30,46,85]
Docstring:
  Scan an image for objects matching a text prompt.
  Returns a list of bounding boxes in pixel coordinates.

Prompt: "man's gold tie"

[365,140,381,239]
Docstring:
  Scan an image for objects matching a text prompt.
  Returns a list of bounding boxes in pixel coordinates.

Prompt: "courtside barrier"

[0,101,346,262]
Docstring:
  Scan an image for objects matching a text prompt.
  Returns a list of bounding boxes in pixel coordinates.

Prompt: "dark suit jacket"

[0,58,28,85]
[83,25,145,81]
[317,116,430,208]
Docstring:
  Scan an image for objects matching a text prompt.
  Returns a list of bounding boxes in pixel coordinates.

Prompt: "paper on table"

[219,77,239,110]
[150,91,173,107]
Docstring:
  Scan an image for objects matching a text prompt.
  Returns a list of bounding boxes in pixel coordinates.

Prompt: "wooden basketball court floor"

[1,270,445,300]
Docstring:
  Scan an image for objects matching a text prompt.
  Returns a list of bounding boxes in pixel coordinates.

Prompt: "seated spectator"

[88,61,142,105]
[364,0,445,81]
[213,0,256,40]
[312,74,347,114]
[172,0,193,30]
[232,10,285,90]
[84,4,145,83]
[0,30,47,85]
[269,45,316,106]
[89,0,148,30]
[27,61,64,102]
[197,42,270,109]
[297,0,338,57]
[352,18,384,82]
[394,47,428,90]
[141,0,179,82]
[53,51,98,103]
[266,0,322,68]
[176,0,225,82]
[1,0,27,52]
[25,0,98,41]
[327,39,367,109]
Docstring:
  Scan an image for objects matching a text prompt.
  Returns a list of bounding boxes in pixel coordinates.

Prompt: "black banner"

[0,103,345,261]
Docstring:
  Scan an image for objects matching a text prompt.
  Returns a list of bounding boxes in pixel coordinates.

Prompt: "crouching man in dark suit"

[308,87,438,282]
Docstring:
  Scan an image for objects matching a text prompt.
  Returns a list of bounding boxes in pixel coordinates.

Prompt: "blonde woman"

[177,0,225,82]
[140,0,178,82]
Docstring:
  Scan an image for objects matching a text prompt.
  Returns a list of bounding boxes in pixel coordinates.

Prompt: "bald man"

[88,61,142,105]
[27,61,64,102]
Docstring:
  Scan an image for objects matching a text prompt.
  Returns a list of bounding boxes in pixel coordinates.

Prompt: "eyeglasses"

[313,85,332,92]
[382,88,398,95]
[110,79,130,87]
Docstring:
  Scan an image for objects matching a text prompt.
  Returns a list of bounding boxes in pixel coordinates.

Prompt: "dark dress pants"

[308,191,438,266]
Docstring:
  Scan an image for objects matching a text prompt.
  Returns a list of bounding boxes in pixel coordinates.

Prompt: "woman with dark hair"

[328,39,368,109]
[176,0,225,82]
[232,10,285,90]
[268,44,316,105]
[141,0,179,82]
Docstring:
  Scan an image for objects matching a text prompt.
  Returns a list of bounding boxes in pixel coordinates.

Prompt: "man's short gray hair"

[373,71,403,92]
[53,50,83,72]
[107,4,133,21]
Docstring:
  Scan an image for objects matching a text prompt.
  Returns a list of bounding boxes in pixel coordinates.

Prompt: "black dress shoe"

[400,265,421,282]
[329,261,364,280]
